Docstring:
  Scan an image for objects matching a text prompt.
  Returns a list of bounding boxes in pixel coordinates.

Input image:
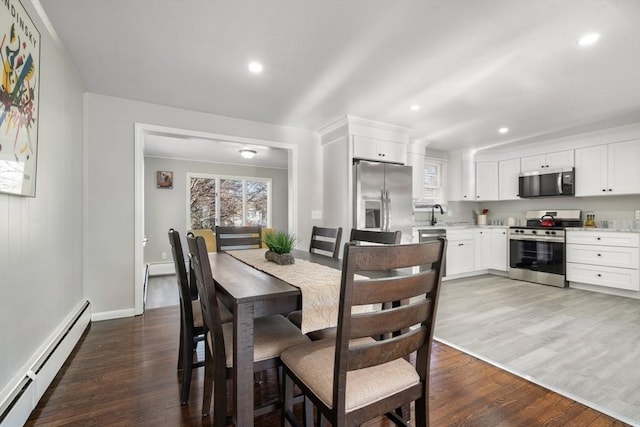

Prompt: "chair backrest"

[190,228,217,252]
[309,226,343,259]
[349,229,401,245]
[332,239,446,415]
[215,226,263,252]
[186,235,227,366]
[168,229,196,324]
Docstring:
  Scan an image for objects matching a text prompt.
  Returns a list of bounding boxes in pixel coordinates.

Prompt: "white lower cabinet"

[473,229,491,270]
[490,228,508,271]
[566,230,640,291]
[446,229,475,276]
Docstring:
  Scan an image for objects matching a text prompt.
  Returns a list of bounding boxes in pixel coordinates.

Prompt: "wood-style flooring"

[26,303,628,426]
[435,275,640,425]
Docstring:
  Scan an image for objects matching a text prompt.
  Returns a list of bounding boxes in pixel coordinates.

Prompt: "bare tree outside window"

[246,180,268,226]
[220,179,243,226]
[190,177,216,229]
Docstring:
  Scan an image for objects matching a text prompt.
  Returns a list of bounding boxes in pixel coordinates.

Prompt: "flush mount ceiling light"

[410,104,421,111]
[498,127,509,134]
[248,61,263,74]
[239,149,257,159]
[578,32,600,47]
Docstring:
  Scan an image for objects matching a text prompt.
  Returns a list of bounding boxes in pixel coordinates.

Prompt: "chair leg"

[282,371,294,427]
[212,363,227,427]
[180,327,194,404]
[303,397,314,427]
[177,314,184,370]
[202,351,213,417]
[414,395,428,427]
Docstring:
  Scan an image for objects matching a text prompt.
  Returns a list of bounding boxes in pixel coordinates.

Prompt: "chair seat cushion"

[218,314,310,367]
[193,299,232,328]
[191,300,204,328]
[281,338,419,412]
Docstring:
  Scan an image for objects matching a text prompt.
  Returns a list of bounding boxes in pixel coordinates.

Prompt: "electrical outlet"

[161,252,167,260]
[635,210,640,220]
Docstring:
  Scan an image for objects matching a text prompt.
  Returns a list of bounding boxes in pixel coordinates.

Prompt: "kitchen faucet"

[431,204,444,226]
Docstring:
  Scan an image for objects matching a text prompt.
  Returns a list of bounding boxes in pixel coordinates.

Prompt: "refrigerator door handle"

[385,188,391,232]
[380,188,386,231]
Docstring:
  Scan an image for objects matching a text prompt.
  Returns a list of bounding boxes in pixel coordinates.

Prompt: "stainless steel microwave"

[518,168,575,198]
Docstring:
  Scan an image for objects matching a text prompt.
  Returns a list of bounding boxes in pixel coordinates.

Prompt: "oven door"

[509,237,565,275]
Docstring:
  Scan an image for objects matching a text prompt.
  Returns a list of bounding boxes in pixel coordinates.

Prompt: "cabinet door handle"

[602,189,606,192]
[597,237,601,240]
[608,188,612,192]
[597,253,602,256]
[597,273,602,277]
[458,243,464,246]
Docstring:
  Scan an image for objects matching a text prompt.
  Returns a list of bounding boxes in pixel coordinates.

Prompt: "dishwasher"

[418,228,446,275]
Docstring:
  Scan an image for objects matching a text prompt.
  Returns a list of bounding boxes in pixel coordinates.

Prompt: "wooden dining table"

[207,249,341,427]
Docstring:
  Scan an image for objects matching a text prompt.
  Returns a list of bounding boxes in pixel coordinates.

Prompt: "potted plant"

[264,230,297,265]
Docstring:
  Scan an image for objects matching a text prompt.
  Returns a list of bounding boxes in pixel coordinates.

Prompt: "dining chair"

[281,239,447,427]
[168,228,206,405]
[215,225,263,252]
[309,226,343,259]
[349,228,402,245]
[186,234,311,423]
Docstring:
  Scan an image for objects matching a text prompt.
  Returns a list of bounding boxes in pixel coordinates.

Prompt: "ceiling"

[38,0,640,162]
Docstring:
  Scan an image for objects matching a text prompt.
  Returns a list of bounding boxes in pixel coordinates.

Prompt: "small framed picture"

[157,171,173,189]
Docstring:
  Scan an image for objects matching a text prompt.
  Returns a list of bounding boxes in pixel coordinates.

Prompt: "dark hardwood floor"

[25,305,628,427]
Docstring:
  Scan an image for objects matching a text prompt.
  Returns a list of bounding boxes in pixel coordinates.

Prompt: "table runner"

[227,249,348,334]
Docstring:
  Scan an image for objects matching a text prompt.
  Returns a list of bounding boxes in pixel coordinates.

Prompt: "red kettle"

[540,215,556,227]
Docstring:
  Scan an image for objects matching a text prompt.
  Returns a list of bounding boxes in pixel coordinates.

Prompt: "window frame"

[421,157,448,206]
[186,172,272,231]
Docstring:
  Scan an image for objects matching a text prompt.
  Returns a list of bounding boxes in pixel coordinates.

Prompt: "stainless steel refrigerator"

[353,160,413,244]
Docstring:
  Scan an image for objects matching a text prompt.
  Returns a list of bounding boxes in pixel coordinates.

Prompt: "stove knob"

[551,231,556,235]
[532,230,537,234]
[545,230,550,235]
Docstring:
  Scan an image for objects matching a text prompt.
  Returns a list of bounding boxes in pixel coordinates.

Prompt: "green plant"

[264,231,297,254]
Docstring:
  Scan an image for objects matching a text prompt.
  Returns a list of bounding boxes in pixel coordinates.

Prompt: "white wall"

[84,94,321,316]
[144,156,289,264]
[0,0,84,407]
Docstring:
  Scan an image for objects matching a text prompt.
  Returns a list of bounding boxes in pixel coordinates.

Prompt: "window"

[422,157,447,205]
[188,173,271,230]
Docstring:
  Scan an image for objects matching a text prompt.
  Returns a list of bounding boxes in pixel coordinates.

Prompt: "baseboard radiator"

[0,300,91,427]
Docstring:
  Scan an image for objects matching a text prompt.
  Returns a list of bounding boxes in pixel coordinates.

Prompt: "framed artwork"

[157,171,173,189]
[0,0,41,197]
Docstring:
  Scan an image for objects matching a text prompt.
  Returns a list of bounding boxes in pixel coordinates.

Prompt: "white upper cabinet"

[353,135,406,164]
[448,158,476,201]
[521,149,574,173]
[461,160,476,201]
[498,158,521,200]
[475,161,499,201]
[575,139,640,196]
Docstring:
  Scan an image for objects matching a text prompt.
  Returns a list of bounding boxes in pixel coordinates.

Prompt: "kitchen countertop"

[568,227,640,233]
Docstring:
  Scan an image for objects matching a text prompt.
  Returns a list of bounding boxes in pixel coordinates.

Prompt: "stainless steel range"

[509,209,582,287]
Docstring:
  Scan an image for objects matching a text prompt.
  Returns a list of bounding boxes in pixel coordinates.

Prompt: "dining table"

[207,248,342,427]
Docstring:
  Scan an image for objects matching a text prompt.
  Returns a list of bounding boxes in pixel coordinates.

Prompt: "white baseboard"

[0,300,91,427]
[91,307,136,322]
[147,262,175,276]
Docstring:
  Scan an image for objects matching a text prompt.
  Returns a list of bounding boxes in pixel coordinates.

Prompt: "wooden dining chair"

[186,234,311,423]
[349,228,402,245]
[215,225,263,252]
[309,226,343,259]
[281,239,447,427]
[168,228,206,405]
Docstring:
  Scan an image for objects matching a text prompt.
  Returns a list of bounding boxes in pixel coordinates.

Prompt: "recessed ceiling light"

[578,32,600,47]
[498,127,509,134]
[248,61,263,74]
[239,149,257,159]
[410,105,421,111]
